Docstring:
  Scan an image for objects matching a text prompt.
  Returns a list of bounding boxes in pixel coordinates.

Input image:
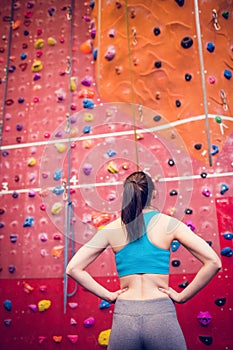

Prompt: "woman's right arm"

[159,219,222,303]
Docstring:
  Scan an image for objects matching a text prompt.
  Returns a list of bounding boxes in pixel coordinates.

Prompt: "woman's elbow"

[66,262,75,277]
[212,256,222,272]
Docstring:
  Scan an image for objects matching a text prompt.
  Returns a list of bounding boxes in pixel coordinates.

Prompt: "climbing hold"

[47,37,57,46]
[52,185,64,195]
[23,217,34,227]
[175,0,184,6]
[28,190,36,198]
[221,247,233,257]
[67,335,79,343]
[153,115,162,122]
[197,311,212,326]
[51,203,63,215]
[29,304,37,312]
[16,123,23,131]
[107,149,116,157]
[99,300,111,309]
[154,61,162,68]
[10,234,18,243]
[211,144,219,156]
[78,88,95,98]
[104,45,116,61]
[4,319,12,327]
[181,37,193,49]
[206,42,215,52]
[220,183,229,195]
[39,233,48,242]
[53,168,62,180]
[31,60,43,72]
[8,265,16,274]
[92,213,111,227]
[52,336,62,343]
[23,282,34,293]
[199,336,213,346]
[98,329,111,347]
[83,125,91,134]
[34,39,44,49]
[172,260,181,267]
[153,27,161,36]
[48,7,55,16]
[214,297,226,307]
[83,98,94,109]
[20,52,27,60]
[81,75,92,86]
[168,158,175,166]
[223,232,233,240]
[70,317,77,325]
[178,280,189,288]
[40,203,46,211]
[39,285,47,292]
[185,73,192,81]
[68,302,78,309]
[200,172,207,178]
[83,317,95,328]
[38,299,51,312]
[209,75,216,84]
[175,99,181,107]
[52,245,64,258]
[83,163,92,175]
[3,300,12,311]
[186,220,195,231]
[12,192,19,199]
[202,188,211,197]
[70,77,77,91]
[222,11,229,19]
[80,39,92,54]
[171,240,180,252]
[185,208,193,215]
[107,161,119,173]
[54,143,67,153]
[93,48,98,60]
[108,29,115,38]
[224,69,232,80]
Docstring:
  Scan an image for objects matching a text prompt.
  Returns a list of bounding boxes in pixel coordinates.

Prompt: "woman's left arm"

[66,230,126,303]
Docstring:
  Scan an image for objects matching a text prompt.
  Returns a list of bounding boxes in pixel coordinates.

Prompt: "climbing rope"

[124,0,140,171]
[194,0,213,167]
[63,0,78,314]
[1,0,14,148]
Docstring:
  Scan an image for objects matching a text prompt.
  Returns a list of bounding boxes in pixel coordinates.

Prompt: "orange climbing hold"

[92,213,111,227]
[12,20,20,30]
[52,336,62,343]
[80,39,92,54]
[78,87,95,98]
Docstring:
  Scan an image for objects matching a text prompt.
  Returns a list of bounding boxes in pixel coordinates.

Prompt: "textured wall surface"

[0,0,233,349]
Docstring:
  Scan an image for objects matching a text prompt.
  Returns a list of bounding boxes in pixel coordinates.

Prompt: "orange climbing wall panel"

[0,0,233,349]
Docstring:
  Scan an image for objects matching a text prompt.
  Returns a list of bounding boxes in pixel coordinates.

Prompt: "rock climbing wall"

[0,0,233,349]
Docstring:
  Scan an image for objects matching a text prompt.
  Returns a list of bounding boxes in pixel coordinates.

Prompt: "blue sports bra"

[115,211,170,277]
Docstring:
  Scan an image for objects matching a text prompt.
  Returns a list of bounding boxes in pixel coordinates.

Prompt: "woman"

[66,171,221,350]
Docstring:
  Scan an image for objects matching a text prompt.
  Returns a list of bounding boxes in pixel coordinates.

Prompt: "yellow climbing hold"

[70,77,77,92]
[84,113,94,122]
[38,299,51,312]
[31,60,43,72]
[51,202,63,215]
[107,161,118,174]
[98,329,111,347]
[28,157,36,166]
[34,38,44,49]
[54,143,67,153]
[47,37,57,46]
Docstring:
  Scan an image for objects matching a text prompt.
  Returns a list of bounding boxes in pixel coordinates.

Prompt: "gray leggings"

[108,298,187,350]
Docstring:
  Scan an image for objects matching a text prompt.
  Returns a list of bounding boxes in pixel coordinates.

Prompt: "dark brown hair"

[121,171,155,242]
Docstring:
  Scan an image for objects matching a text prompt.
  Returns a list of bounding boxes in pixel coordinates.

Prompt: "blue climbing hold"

[220,183,229,195]
[83,125,91,134]
[107,149,117,157]
[23,217,34,227]
[93,48,98,61]
[4,300,12,311]
[221,247,233,257]
[99,300,111,309]
[52,185,64,195]
[211,144,219,156]
[10,234,18,243]
[171,240,180,252]
[83,98,94,109]
[223,232,233,240]
[206,42,215,52]
[53,169,63,181]
[224,69,232,80]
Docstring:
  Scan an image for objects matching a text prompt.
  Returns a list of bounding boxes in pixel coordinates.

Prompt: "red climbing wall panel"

[0,0,233,349]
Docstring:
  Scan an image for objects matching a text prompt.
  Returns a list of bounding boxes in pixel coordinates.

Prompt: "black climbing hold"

[185,208,193,215]
[175,0,185,6]
[170,189,178,196]
[185,73,192,81]
[153,27,161,36]
[172,260,181,267]
[214,298,226,307]
[154,61,162,68]
[178,280,189,288]
[194,143,202,150]
[168,159,175,166]
[222,11,229,19]
[153,115,162,122]
[176,99,181,107]
[201,172,207,178]
[199,336,213,346]
[181,37,193,49]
